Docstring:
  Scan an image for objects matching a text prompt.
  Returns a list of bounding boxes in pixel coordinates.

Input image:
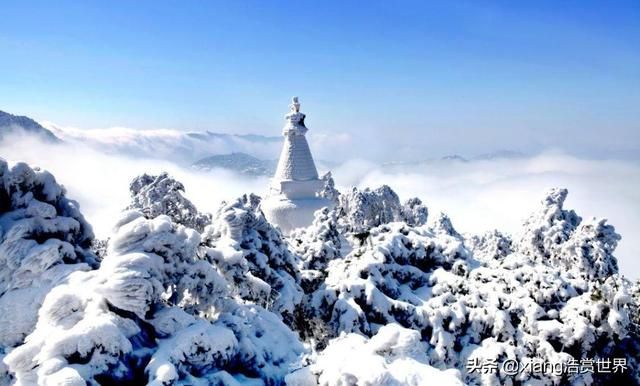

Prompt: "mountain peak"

[0,110,61,143]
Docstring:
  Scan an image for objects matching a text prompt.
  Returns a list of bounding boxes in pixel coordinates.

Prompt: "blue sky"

[1,0,639,160]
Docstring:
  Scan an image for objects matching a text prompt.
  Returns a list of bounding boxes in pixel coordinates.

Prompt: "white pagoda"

[261,97,332,234]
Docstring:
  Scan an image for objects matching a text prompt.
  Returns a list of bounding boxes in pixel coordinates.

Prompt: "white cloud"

[2,135,638,279]
[0,135,269,239]
[333,152,640,280]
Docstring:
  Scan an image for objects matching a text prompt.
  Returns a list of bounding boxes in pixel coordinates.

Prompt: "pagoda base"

[261,194,333,235]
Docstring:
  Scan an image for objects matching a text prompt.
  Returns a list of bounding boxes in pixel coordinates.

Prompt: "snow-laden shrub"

[101,211,229,316]
[318,171,340,204]
[290,208,342,283]
[0,159,97,353]
[467,230,513,265]
[307,218,469,341]
[302,188,638,385]
[5,209,304,385]
[287,324,463,386]
[335,185,428,233]
[517,188,620,281]
[2,162,637,386]
[128,172,211,232]
[200,194,303,324]
[146,304,304,385]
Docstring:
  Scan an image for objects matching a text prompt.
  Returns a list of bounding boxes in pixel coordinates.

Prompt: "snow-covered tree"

[200,194,303,325]
[2,161,637,386]
[516,188,620,281]
[128,172,211,232]
[290,208,342,278]
[467,229,513,265]
[296,188,638,385]
[318,172,340,204]
[0,159,97,383]
[5,209,304,385]
[335,185,428,233]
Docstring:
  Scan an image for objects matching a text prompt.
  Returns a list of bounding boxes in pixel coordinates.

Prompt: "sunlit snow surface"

[0,157,638,385]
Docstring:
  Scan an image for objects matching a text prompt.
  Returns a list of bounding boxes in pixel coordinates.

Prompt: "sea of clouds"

[2,134,638,279]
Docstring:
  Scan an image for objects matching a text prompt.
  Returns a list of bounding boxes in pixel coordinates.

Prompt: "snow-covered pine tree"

[200,194,304,326]
[5,209,304,385]
[127,172,211,232]
[0,159,98,383]
[295,188,638,385]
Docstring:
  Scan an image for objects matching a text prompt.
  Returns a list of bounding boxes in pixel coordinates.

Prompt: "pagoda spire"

[273,97,319,182]
[261,97,334,235]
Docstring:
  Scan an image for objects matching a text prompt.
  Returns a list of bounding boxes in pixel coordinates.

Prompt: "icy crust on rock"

[128,172,212,232]
[0,159,97,355]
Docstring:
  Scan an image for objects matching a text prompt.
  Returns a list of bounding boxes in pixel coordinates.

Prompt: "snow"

[334,185,429,233]
[1,158,639,385]
[273,98,319,182]
[128,172,212,232]
[261,98,335,235]
[304,324,463,386]
[0,159,96,354]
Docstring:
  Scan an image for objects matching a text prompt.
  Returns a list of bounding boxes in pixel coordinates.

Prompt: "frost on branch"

[318,171,340,203]
[200,194,303,324]
[5,208,303,385]
[517,188,620,281]
[300,188,638,385]
[0,159,97,353]
[290,208,342,288]
[467,230,513,265]
[308,219,469,340]
[127,172,211,232]
[335,185,428,233]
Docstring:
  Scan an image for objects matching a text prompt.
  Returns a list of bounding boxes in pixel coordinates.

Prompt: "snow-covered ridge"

[0,111,60,143]
[0,160,638,385]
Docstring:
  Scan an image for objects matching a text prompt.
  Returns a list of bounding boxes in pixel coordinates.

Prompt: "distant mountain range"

[0,110,60,142]
[42,123,283,165]
[192,152,277,177]
[382,150,526,170]
[1,109,528,175]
